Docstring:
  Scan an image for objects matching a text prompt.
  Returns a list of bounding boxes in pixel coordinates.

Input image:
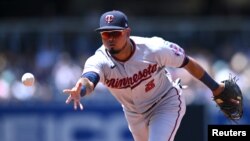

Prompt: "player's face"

[100,29,129,55]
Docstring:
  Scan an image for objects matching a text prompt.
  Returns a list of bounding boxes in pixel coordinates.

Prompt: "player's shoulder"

[86,46,110,64]
[95,45,106,54]
[131,36,174,50]
[131,36,166,44]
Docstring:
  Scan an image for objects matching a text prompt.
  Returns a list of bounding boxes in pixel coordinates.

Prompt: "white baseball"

[22,72,35,86]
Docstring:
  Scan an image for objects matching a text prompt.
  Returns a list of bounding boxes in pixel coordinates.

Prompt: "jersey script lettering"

[105,64,157,89]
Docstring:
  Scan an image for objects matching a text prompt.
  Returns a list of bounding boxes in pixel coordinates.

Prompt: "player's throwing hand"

[63,77,95,110]
[63,82,84,110]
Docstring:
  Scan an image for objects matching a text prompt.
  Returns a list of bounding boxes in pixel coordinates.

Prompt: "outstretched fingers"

[79,102,84,110]
[74,100,84,110]
[63,82,82,95]
[63,89,73,95]
[63,82,84,110]
[66,95,72,104]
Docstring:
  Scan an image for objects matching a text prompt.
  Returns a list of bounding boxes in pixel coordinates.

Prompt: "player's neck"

[112,40,134,62]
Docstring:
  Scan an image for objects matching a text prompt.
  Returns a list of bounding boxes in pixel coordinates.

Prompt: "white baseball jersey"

[83,36,186,114]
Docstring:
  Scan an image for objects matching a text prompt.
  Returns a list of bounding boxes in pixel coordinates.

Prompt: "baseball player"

[63,10,225,141]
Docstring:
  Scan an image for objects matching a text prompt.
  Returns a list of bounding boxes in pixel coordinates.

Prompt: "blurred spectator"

[52,52,82,100]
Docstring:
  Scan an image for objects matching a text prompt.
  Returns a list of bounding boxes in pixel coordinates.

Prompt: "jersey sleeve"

[82,54,105,83]
[154,37,186,68]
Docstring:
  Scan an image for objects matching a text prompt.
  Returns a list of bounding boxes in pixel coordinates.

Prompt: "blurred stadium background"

[0,0,250,141]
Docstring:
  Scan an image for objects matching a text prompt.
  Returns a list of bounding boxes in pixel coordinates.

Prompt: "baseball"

[21,72,35,86]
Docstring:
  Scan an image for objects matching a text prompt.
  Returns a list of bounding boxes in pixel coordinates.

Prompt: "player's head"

[95,10,129,32]
[96,10,131,55]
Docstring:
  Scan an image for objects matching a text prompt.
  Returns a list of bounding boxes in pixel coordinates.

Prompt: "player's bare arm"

[183,56,225,96]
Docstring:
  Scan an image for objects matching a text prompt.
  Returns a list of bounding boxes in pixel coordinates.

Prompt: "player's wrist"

[212,83,225,96]
[77,77,94,96]
[199,72,219,91]
[80,85,87,97]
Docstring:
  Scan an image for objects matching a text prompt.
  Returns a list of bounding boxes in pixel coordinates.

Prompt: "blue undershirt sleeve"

[79,72,100,97]
[81,71,100,88]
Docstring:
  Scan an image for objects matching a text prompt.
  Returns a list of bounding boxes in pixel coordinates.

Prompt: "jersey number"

[145,79,155,92]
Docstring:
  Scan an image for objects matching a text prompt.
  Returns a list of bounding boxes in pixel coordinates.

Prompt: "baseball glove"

[213,75,243,121]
